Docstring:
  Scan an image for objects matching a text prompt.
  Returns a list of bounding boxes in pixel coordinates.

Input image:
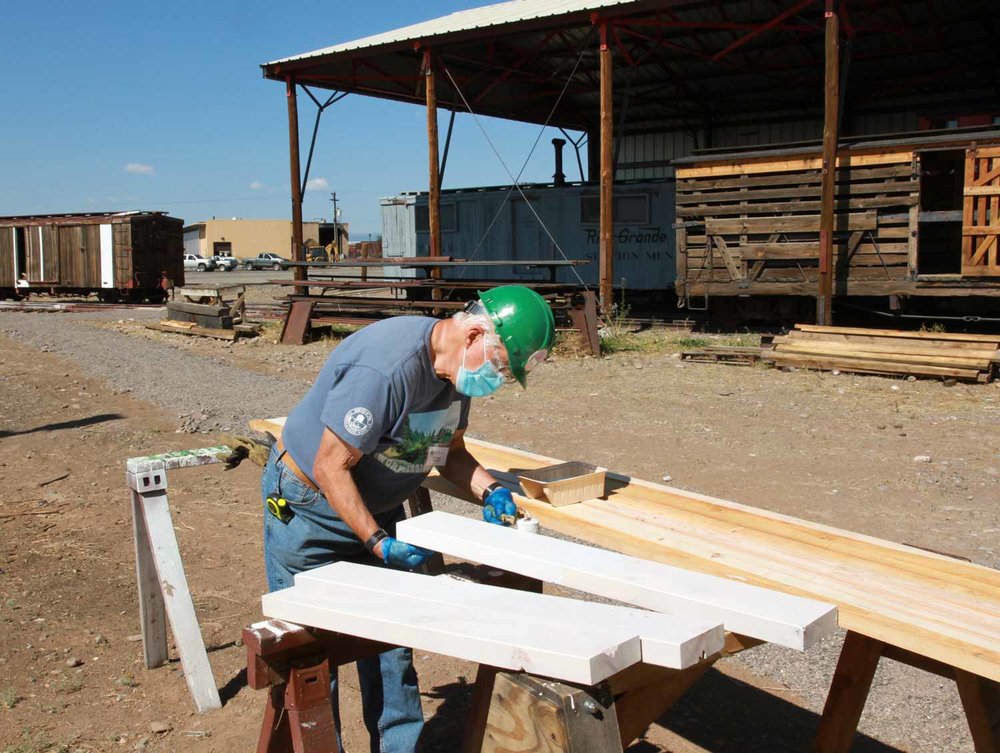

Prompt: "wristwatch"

[364,528,389,553]
[482,482,504,502]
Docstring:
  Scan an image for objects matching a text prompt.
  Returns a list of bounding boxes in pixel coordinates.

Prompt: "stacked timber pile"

[147,285,258,340]
[679,345,768,365]
[768,324,1000,382]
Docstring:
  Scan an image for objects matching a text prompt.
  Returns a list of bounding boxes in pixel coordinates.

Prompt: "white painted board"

[140,489,221,711]
[397,512,838,650]
[262,580,643,685]
[99,224,114,288]
[294,562,725,669]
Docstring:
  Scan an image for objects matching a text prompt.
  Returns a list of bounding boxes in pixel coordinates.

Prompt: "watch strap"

[364,528,389,553]
[482,482,504,503]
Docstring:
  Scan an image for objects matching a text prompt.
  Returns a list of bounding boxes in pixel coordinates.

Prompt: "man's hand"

[379,538,436,570]
[483,485,517,526]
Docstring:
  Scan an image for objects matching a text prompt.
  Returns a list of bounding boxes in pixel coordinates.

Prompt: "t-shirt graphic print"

[375,401,462,474]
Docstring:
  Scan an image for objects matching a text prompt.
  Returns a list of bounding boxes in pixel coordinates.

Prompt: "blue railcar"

[380,180,676,291]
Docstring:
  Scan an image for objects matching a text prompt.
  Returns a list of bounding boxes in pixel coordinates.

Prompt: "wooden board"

[250,418,1000,683]
[261,582,642,685]
[137,489,221,711]
[293,562,725,669]
[794,324,1000,344]
[706,212,877,235]
[675,151,912,179]
[145,321,237,340]
[396,512,837,651]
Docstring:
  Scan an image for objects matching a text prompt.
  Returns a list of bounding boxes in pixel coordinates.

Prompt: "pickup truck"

[184,254,216,272]
[212,255,240,271]
[243,253,289,271]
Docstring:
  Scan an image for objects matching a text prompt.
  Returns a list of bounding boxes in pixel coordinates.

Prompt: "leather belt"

[275,439,320,493]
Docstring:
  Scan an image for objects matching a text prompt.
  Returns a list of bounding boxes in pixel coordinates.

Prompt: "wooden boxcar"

[0,211,184,301]
[673,129,1000,317]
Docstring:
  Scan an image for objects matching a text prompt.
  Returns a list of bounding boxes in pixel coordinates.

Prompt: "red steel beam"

[712,0,819,61]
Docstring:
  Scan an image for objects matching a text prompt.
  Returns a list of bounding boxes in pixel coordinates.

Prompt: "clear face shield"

[461,299,547,384]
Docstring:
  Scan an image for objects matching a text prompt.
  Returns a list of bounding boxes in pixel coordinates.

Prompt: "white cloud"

[124,162,155,175]
[305,177,329,191]
[249,180,265,191]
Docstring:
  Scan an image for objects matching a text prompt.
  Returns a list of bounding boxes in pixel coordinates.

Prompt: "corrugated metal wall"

[616,111,922,180]
[380,195,418,279]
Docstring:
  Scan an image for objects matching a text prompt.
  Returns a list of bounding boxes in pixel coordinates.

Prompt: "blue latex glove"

[483,485,517,526]
[380,537,435,569]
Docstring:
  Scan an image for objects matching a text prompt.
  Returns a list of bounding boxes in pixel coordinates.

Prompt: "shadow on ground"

[0,412,124,438]
[418,667,905,753]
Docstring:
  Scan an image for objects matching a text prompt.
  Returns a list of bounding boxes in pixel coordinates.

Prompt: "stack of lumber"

[252,419,1000,683]
[767,324,1000,382]
[147,284,259,340]
[262,560,730,683]
[679,345,768,365]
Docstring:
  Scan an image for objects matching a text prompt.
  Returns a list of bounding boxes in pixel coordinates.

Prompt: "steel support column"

[817,1,840,325]
[425,50,442,266]
[599,21,614,310]
[286,77,306,284]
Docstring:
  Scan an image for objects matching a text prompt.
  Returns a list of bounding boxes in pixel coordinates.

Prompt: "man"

[262,285,555,752]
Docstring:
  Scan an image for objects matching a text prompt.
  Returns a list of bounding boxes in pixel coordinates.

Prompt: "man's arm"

[440,430,498,501]
[312,427,387,557]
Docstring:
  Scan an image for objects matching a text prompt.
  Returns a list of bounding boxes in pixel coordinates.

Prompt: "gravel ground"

[1,307,994,753]
[1,310,309,435]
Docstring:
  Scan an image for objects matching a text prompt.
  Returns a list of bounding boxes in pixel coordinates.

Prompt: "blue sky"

[0,0,585,238]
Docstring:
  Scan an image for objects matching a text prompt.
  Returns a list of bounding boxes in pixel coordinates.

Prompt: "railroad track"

[0,299,286,319]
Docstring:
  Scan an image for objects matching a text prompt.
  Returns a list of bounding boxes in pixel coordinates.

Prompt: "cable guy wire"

[441,48,591,289]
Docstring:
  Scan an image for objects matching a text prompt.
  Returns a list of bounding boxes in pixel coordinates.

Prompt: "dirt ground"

[1,303,997,753]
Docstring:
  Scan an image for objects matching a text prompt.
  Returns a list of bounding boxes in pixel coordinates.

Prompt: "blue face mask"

[456,339,505,397]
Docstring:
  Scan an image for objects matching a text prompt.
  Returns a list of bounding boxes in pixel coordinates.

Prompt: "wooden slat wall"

[0,228,15,287]
[675,152,918,297]
[83,224,101,287]
[41,226,59,281]
[113,221,132,287]
[23,227,41,280]
[58,225,84,286]
[962,146,1000,277]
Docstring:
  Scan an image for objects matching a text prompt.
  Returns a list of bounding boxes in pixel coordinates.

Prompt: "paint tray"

[517,462,607,507]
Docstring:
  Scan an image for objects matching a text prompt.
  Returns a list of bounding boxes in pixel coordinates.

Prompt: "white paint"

[137,488,221,711]
[397,512,838,650]
[10,228,17,279]
[263,579,643,685]
[295,562,724,669]
[99,223,114,288]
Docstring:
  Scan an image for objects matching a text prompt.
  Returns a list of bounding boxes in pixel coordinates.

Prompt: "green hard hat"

[478,285,555,387]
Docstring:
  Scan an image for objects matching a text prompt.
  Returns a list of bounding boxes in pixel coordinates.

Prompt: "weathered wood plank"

[794,324,1000,344]
[675,151,912,179]
[770,352,982,380]
[707,213,876,235]
[396,512,838,650]
[676,164,912,191]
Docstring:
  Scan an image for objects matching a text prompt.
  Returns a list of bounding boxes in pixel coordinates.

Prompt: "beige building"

[182,219,346,259]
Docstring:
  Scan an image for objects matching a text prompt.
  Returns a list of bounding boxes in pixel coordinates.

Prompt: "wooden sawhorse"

[244,618,759,753]
[245,560,762,753]
[816,631,999,753]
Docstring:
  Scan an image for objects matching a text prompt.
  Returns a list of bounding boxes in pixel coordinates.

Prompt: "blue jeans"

[262,447,424,753]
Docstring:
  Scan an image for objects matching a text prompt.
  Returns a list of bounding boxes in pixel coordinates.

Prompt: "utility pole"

[330,192,339,257]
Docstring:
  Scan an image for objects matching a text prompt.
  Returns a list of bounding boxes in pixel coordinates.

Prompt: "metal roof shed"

[262,0,996,322]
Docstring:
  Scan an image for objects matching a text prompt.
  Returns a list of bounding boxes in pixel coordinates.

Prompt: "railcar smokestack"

[552,138,566,187]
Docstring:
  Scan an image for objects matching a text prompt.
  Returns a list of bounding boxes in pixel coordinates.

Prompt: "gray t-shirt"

[283,316,470,515]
